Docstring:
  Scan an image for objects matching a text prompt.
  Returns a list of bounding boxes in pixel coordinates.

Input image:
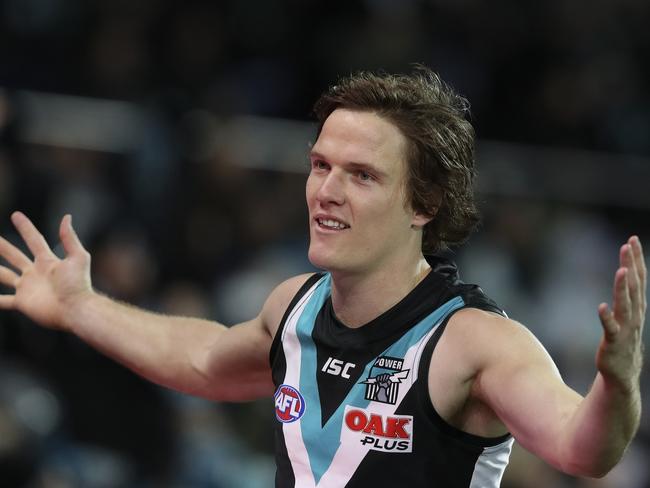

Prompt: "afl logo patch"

[274,384,306,423]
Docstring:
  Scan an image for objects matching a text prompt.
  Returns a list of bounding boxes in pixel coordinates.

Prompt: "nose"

[315,170,345,206]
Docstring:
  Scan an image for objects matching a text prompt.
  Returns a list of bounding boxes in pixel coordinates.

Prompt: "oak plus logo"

[360,356,410,405]
[341,406,413,453]
[274,384,306,423]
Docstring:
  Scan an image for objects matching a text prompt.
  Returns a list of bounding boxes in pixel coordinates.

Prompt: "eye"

[312,159,330,171]
[357,170,374,182]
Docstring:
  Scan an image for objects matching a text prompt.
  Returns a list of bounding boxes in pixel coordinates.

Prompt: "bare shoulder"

[428,309,522,390]
[442,307,564,414]
[260,273,319,336]
[445,308,556,370]
[429,307,561,437]
[439,308,558,382]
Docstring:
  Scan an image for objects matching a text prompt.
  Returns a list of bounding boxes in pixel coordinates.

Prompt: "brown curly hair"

[313,66,480,253]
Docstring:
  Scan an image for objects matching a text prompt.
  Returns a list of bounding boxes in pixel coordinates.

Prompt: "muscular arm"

[64,276,306,402]
[465,237,645,477]
[0,212,309,402]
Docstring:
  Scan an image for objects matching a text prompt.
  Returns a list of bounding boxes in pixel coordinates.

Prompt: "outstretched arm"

[0,212,302,401]
[467,236,645,477]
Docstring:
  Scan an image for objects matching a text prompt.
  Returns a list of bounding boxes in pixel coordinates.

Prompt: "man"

[0,67,645,487]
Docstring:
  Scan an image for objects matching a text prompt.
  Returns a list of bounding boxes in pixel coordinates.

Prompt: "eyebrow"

[309,151,389,180]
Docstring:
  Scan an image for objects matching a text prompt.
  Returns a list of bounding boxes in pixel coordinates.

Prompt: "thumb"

[598,302,620,341]
[59,214,86,256]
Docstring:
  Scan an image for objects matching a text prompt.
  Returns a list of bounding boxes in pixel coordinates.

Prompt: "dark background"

[0,1,649,487]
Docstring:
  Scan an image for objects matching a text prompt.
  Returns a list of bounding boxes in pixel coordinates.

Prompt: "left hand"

[597,236,646,391]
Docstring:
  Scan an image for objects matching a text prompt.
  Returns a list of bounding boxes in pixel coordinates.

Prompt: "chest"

[272,285,465,437]
[273,285,465,422]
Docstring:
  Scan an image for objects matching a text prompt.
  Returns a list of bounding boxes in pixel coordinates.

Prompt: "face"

[306,108,430,275]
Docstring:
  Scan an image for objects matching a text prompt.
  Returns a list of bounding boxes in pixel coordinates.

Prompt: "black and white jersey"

[270,257,514,487]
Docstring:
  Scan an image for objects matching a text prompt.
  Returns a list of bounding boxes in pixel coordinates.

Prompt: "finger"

[0,265,19,288]
[11,211,55,259]
[598,302,620,340]
[0,235,31,272]
[59,214,86,257]
[630,236,646,307]
[622,243,641,313]
[612,267,632,321]
[0,294,16,309]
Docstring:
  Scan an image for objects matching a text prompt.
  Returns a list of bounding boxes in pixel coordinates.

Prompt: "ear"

[411,211,434,229]
[410,185,441,228]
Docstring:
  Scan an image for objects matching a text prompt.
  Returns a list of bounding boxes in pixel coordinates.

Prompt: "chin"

[307,244,344,272]
[307,247,331,271]
[308,246,366,275]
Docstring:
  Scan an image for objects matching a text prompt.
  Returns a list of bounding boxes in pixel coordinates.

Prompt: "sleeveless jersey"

[269,257,514,487]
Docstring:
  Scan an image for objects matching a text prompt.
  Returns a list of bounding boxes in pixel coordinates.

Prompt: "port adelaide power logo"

[360,356,410,405]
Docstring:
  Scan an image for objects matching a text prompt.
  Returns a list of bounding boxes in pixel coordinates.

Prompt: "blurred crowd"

[1,0,649,487]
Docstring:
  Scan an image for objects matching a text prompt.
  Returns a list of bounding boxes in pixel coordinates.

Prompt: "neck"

[329,254,431,328]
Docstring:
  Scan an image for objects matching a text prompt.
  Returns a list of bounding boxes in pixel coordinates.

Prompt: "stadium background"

[0,0,649,486]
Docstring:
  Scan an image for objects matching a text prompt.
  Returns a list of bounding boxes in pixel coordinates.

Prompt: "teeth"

[318,218,349,229]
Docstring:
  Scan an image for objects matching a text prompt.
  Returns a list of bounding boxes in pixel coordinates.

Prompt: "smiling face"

[306,108,431,275]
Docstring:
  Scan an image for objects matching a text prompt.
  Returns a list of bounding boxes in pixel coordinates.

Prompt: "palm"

[597,236,647,388]
[0,212,91,331]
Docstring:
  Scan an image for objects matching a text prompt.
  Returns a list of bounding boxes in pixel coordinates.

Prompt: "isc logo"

[274,384,306,423]
[322,356,356,379]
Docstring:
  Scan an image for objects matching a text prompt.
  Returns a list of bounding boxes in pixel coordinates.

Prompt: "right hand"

[0,211,93,331]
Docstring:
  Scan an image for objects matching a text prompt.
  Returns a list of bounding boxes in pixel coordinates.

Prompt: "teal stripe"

[381,296,465,363]
[297,276,465,484]
[296,275,332,484]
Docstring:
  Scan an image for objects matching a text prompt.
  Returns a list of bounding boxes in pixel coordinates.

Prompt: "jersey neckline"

[322,256,460,344]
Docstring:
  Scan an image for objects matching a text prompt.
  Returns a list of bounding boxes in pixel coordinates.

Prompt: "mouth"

[315,217,350,231]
